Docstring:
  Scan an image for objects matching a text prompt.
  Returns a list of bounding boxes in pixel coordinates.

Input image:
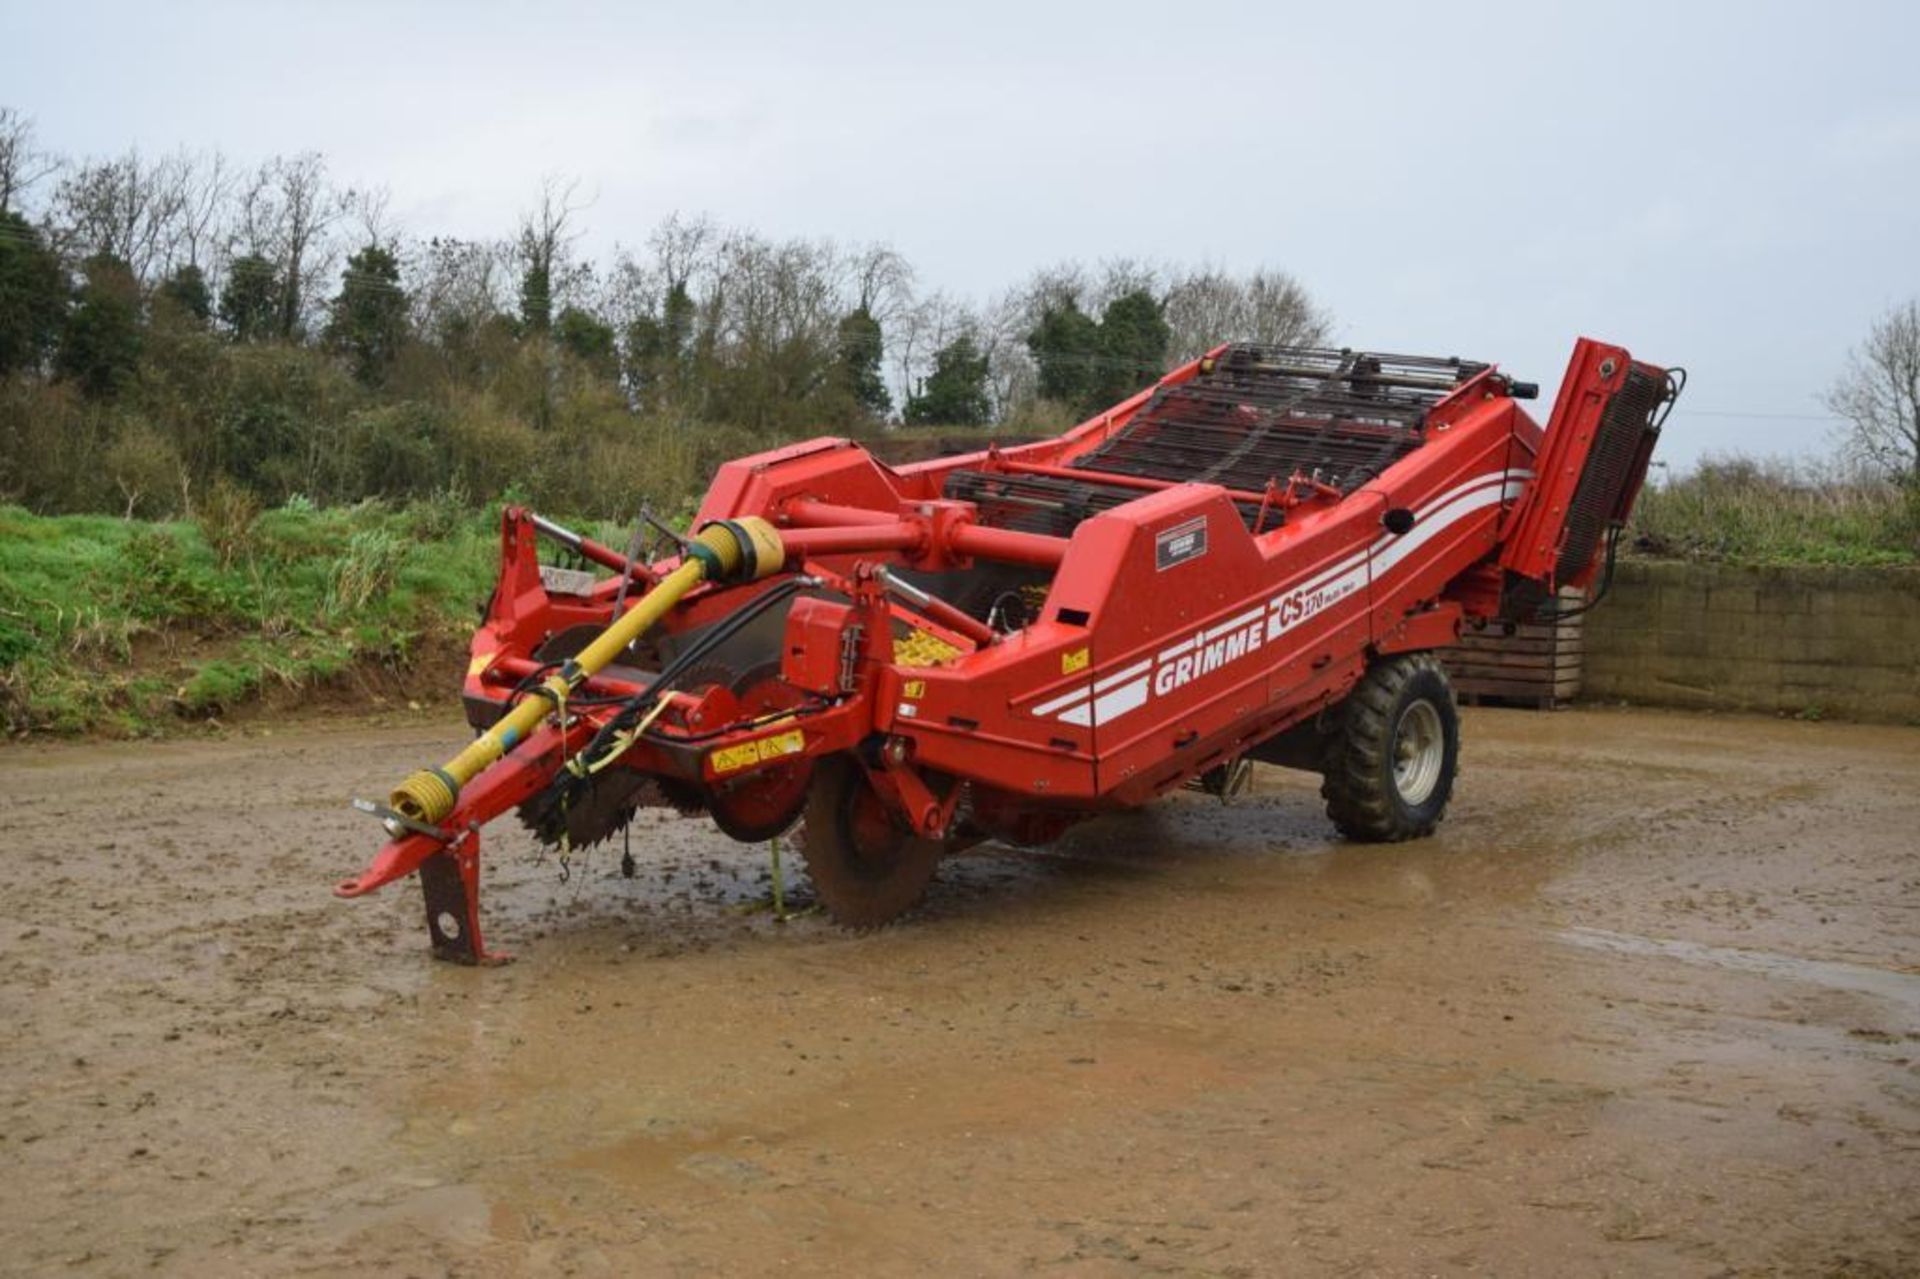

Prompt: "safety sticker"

[709,729,806,775]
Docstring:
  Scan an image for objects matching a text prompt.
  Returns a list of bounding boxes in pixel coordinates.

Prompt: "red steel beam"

[780,499,1067,568]
[947,522,1067,568]
[779,522,927,557]
[783,499,903,528]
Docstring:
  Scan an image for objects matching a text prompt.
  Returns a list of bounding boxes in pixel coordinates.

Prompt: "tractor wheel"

[799,755,942,927]
[1320,652,1459,842]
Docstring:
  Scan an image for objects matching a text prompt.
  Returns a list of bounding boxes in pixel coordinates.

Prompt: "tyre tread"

[1320,652,1459,842]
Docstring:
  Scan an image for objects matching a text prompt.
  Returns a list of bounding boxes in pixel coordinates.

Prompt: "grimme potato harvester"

[341,338,1680,962]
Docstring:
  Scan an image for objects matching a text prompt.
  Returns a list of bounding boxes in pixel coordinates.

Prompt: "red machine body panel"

[659,344,1656,815]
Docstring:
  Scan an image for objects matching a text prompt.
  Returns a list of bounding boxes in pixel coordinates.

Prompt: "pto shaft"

[387,518,783,826]
[383,496,1070,829]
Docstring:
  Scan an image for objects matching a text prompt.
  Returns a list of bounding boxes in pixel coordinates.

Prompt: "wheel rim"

[1392,699,1445,806]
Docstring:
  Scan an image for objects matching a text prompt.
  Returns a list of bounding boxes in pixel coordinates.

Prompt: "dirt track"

[2,707,1916,1276]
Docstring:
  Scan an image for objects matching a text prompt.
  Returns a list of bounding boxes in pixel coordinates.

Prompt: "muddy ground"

[1,706,1916,1276]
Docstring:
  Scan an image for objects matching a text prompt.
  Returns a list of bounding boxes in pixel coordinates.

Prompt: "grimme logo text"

[1154,618,1265,696]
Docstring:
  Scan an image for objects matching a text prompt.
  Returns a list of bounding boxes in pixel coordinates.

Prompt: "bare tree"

[168,150,232,274]
[46,147,234,284]
[235,152,344,338]
[847,242,913,325]
[650,211,714,296]
[410,235,510,346]
[890,290,959,413]
[1163,265,1330,362]
[1239,268,1330,348]
[676,227,874,428]
[1019,260,1091,322]
[1826,298,1920,483]
[976,288,1039,420]
[51,151,175,277]
[345,184,401,252]
[1093,257,1160,309]
[516,175,590,331]
[0,107,58,216]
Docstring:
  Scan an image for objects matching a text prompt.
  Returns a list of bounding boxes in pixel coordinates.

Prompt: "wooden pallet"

[1442,588,1584,710]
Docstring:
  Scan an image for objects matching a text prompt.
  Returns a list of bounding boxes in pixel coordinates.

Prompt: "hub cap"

[1393,700,1445,806]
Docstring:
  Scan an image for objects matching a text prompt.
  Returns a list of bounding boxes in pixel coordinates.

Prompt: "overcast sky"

[5,0,1917,469]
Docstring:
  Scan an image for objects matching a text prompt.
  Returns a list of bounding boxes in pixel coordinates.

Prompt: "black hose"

[575,576,812,766]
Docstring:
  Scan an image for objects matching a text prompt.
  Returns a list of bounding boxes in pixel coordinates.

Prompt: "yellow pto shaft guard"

[388,517,784,826]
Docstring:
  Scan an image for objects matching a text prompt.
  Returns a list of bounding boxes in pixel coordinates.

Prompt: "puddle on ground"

[1558,925,1920,1013]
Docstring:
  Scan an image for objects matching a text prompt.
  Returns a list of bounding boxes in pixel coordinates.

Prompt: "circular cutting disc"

[798,754,943,928]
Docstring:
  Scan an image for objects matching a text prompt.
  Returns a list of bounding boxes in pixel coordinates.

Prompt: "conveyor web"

[944,344,1485,537]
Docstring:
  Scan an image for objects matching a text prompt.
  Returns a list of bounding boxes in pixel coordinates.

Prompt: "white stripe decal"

[1094,677,1150,721]
[1060,676,1150,727]
[1094,658,1152,693]
[1038,468,1534,726]
[1206,605,1267,642]
[1158,634,1199,663]
[1030,656,1150,720]
[1266,472,1531,621]
[1372,476,1526,579]
[1275,544,1371,609]
[1031,684,1091,717]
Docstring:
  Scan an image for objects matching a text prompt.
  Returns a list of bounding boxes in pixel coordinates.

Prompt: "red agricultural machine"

[340,338,1680,963]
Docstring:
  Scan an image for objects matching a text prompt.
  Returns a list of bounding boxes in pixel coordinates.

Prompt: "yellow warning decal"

[1062,646,1090,675]
[709,728,807,776]
[466,650,495,677]
[902,679,927,700]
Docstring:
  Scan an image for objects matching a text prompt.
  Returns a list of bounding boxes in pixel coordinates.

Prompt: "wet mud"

[1,707,1916,1275]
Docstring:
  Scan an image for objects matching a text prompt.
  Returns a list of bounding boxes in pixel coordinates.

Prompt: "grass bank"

[1627,459,1919,567]
[0,497,501,736]
[0,422,1055,739]
[8,450,1915,739]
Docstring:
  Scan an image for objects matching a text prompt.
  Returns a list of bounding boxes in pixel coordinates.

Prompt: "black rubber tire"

[1320,652,1460,842]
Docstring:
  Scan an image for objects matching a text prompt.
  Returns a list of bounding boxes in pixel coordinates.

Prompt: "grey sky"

[5,0,1916,469]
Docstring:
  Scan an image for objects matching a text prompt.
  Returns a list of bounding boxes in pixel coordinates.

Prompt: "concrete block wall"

[1582,561,1920,722]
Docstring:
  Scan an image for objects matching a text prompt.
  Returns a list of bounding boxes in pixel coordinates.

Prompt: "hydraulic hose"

[387,517,784,826]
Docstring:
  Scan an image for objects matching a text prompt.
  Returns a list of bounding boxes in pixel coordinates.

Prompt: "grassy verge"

[7,450,1915,738]
[0,497,502,737]
[1627,459,1919,567]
